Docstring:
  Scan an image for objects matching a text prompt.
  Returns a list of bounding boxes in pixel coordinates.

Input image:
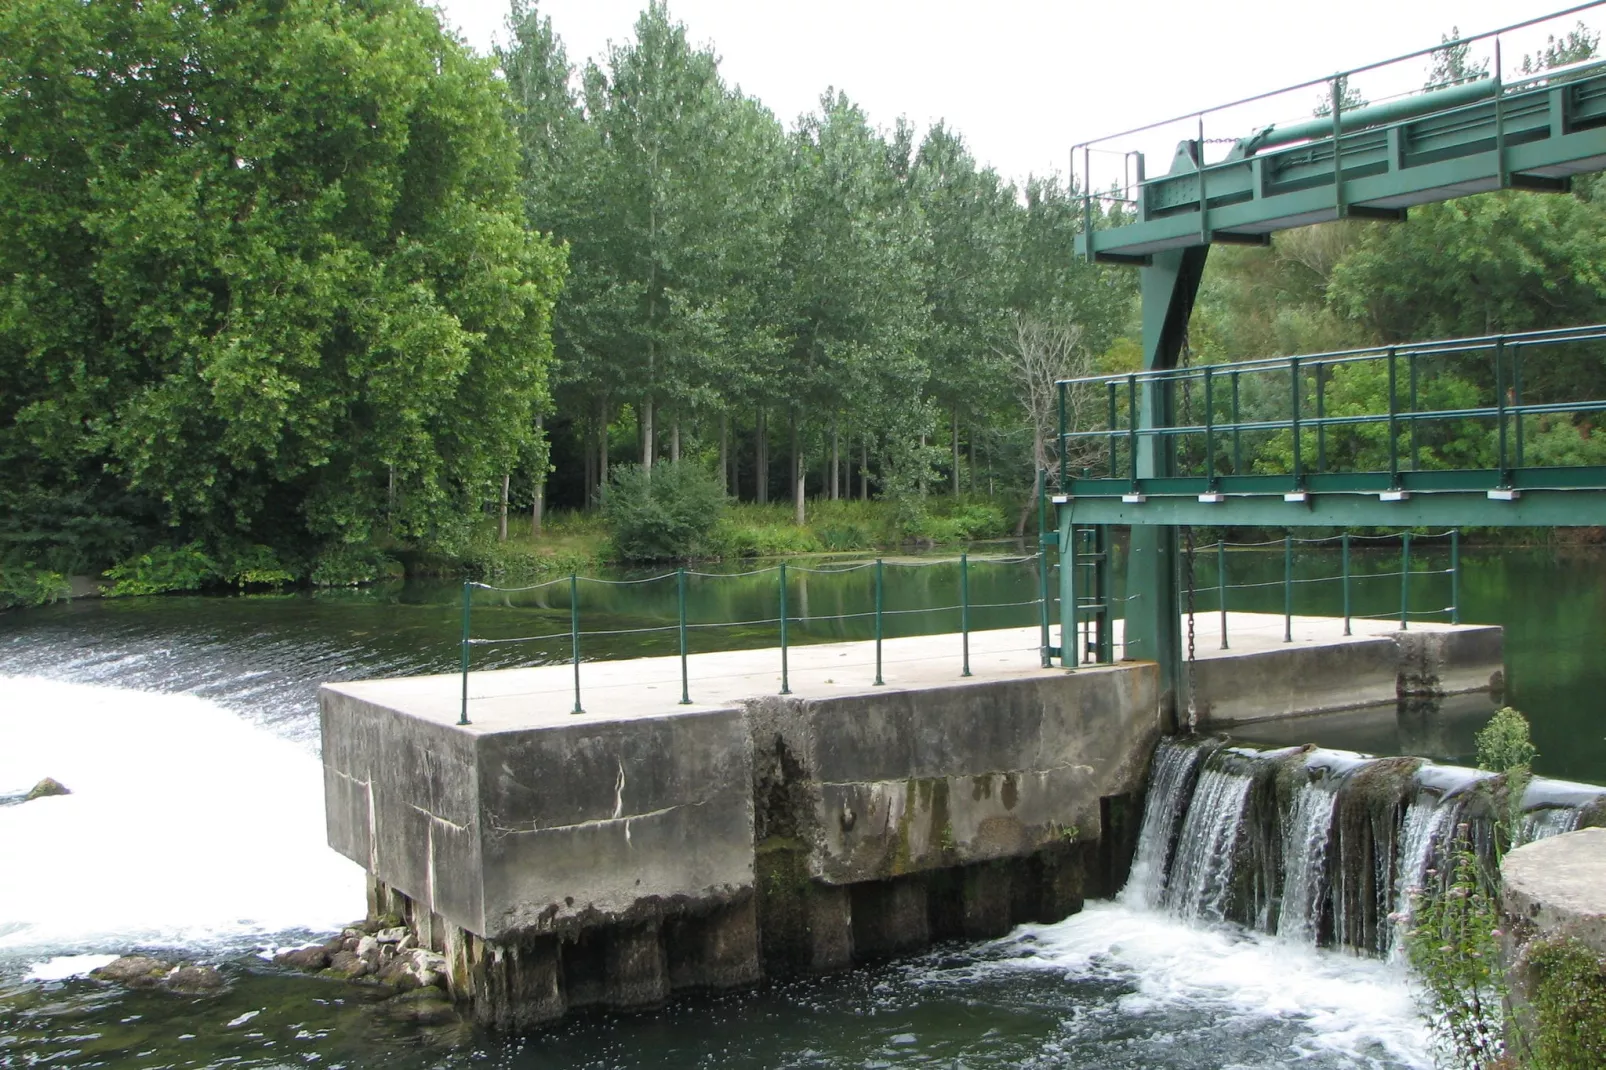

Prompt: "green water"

[1,542,1602,1069]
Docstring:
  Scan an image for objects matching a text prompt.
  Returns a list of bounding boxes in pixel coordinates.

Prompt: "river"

[2,542,1601,1068]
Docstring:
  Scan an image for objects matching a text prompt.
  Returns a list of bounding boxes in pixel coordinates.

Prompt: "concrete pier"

[1500,827,1606,1051]
[321,612,1502,1027]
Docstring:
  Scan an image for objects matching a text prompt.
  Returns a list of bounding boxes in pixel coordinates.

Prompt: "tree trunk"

[830,421,839,501]
[641,396,654,470]
[860,438,870,500]
[718,412,729,494]
[792,412,806,527]
[951,406,961,496]
[598,396,609,504]
[583,424,597,509]
[968,429,977,495]
[756,408,768,504]
[670,415,681,464]
[532,414,545,535]
[499,471,510,542]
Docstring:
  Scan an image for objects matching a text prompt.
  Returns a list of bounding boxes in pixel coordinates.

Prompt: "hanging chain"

[1179,330,1199,733]
[1183,524,1198,733]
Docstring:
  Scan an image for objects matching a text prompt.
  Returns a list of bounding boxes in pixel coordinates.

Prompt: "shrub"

[0,565,71,609]
[1476,706,1539,773]
[1526,936,1606,1068]
[219,544,300,588]
[1403,828,1508,1070]
[603,463,727,562]
[104,542,220,596]
[310,544,404,587]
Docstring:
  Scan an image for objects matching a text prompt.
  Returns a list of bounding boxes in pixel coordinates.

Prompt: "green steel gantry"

[1058,5,1606,719]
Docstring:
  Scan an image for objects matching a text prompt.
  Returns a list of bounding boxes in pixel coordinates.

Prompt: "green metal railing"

[1070,4,1606,263]
[1065,527,1462,665]
[1056,324,1606,499]
[454,554,1050,726]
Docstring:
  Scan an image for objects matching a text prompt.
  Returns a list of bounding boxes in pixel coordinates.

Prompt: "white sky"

[434,0,1597,185]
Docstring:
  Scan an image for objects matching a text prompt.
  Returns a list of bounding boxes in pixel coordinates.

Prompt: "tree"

[0,0,565,570]
[779,91,931,525]
[1426,26,1489,89]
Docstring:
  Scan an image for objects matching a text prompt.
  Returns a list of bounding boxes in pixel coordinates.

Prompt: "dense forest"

[1,0,1603,602]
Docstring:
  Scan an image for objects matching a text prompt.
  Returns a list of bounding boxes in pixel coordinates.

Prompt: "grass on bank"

[0,491,1015,606]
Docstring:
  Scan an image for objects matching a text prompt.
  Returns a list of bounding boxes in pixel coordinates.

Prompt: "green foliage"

[309,546,404,588]
[1525,936,1606,1068]
[0,0,564,571]
[1477,706,1540,774]
[603,463,728,562]
[0,565,71,609]
[218,545,300,589]
[104,543,221,597]
[1403,829,1509,1070]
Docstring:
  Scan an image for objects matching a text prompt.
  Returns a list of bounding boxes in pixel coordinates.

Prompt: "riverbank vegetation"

[3,3,1604,607]
[1401,707,1606,1070]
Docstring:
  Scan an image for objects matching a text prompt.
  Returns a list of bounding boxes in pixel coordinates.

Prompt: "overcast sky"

[434,0,1595,184]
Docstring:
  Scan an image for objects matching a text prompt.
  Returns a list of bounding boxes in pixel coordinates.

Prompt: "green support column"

[1122,245,1209,723]
[1058,503,1076,668]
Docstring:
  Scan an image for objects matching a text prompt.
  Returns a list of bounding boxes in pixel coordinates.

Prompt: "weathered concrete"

[1173,614,1504,725]
[320,613,1502,1028]
[1500,827,1606,1047]
[1502,827,1606,956]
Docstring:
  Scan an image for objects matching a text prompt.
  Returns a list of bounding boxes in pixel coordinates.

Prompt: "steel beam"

[1062,488,1606,527]
[1121,246,1208,726]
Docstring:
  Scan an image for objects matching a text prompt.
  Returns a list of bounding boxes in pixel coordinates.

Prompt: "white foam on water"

[24,953,120,981]
[993,901,1433,1069]
[0,675,364,956]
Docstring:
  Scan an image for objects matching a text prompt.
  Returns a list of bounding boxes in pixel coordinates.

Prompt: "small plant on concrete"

[1524,935,1606,1068]
[1403,829,1509,1070]
[1476,706,1539,775]
[1402,707,1540,1069]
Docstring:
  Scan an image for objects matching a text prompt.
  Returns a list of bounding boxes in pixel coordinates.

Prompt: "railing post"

[1217,539,1228,649]
[1290,356,1302,490]
[1495,336,1509,483]
[1107,381,1118,477]
[1409,350,1420,473]
[1342,532,1352,636]
[1057,382,1068,492]
[1387,347,1400,487]
[1514,342,1525,467]
[779,562,791,695]
[1231,370,1243,474]
[677,567,690,705]
[1400,532,1412,632]
[874,558,885,686]
[1283,532,1293,643]
[1204,365,1215,484]
[459,580,472,726]
[570,573,583,715]
[960,552,972,677]
[1450,528,1461,625]
[1126,375,1139,490]
[1037,470,1052,668]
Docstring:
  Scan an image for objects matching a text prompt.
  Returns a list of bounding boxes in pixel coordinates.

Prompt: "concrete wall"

[321,661,1158,1027]
[1500,827,1606,1049]
[1199,625,1503,725]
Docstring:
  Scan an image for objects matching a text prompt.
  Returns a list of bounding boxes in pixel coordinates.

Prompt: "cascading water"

[1128,736,1606,954]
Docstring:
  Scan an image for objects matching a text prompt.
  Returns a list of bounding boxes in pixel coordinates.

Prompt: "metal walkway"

[1052,5,1606,711]
[1055,324,1606,527]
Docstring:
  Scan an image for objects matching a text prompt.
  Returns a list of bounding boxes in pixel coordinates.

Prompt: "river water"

[2,544,1602,1068]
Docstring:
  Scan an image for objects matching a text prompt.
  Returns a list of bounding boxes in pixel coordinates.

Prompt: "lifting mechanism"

[1055,4,1606,726]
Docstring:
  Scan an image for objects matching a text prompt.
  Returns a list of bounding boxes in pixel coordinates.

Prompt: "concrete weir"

[319,613,1502,1028]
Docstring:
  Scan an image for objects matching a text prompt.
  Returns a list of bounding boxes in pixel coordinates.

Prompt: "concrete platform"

[319,611,1503,1026]
[330,611,1499,731]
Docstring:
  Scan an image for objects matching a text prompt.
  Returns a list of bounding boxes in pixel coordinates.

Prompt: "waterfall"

[1125,736,1605,955]
[1278,777,1338,944]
